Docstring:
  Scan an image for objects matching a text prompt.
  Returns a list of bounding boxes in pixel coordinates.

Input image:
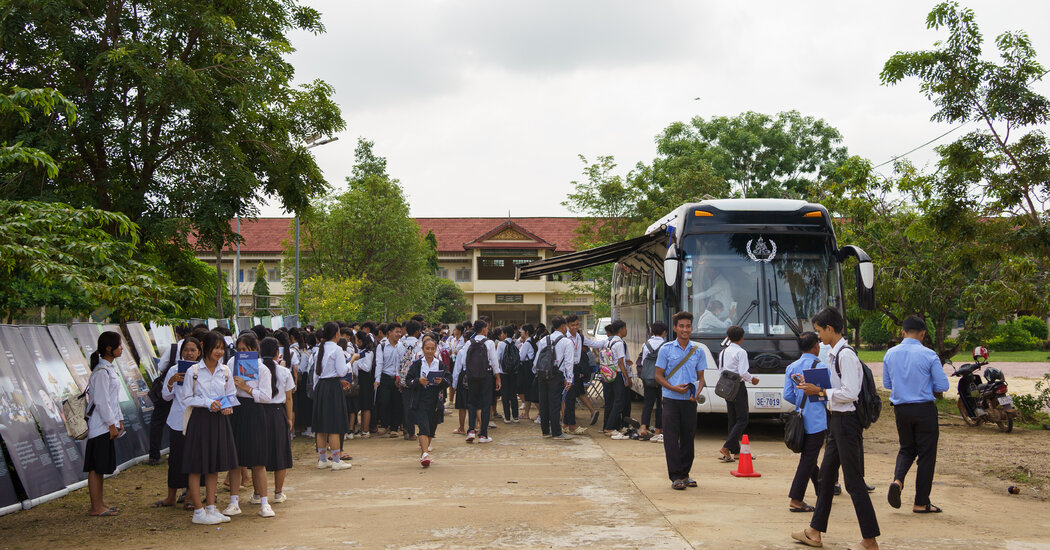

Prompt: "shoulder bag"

[714,348,742,401]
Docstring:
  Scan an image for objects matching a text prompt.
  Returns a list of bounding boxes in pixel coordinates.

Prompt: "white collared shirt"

[227,355,273,401]
[420,356,442,378]
[86,359,124,438]
[640,336,666,363]
[534,330,574,380]
[315,341,350,379]
[519,339,536,362]
[180,361,236,409]
[162,364,187,431]
[720,342,752,382]
[452,334,502,387]
[569,331,606,363]
[254,364,296,405]
[826,338,861,412]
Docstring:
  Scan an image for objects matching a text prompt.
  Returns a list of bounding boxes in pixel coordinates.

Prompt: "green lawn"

[857,349,1050,363]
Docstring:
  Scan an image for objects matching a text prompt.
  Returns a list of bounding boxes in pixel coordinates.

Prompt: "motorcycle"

[949,346,1018,433]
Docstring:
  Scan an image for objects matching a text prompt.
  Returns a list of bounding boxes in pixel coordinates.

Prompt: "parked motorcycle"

[950,346,1018,433]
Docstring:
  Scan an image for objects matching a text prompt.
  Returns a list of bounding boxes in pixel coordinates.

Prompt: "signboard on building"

[495,294,524,304]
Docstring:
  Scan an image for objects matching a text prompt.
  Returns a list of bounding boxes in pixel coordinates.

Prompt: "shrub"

[1012,394,1044,423]
[860,315,894,348]
[1017,315,1049,340]
[987,321,1042,351]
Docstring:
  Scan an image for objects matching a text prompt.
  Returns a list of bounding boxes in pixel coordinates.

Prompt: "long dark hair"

[90,331,122,371]
[260,337,280,396]
[236,332,260,352]
[274,330,292,369]
[201,331,226,364]
[316,321,340,376]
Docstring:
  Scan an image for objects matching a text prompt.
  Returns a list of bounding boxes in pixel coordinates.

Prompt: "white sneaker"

[488,421,497,428]
[249,494,261,505]
[478,436,493,443]
[361,432,371,439]
[503,418,512,424]
[651,434,664,443]
[207,505,231,523]
[551,433,573,440]
[345,432,355,440]
[427,445,433,452]
[258,503,275,518]
[610,432,630,440]
[330,460,352,471]
[222,502,241,516]
[572,426,588,435]
[420,452,432,468]
[533,416,541,424]
[465,431,476,443]
[317,459,331,469]
[512,418,520,423]
[272,492,287,504]
[192,508,219,525]
[302,428,314,436]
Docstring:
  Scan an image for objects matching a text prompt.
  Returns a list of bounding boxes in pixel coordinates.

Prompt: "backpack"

[534,334,563,381]
[598,340,620,382]
[501,341,521,374]
[832,345,882,429]
[63,366,103,441]
[639,340,666,388]
[465,337,492,379]
[147,343,178,405]
[397,339,421,388]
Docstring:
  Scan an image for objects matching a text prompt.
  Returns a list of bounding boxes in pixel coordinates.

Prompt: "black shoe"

[626,417,641,430]
[866,483,876,493]
[833,484,841,496]
[146,457,161,466]
[590,411,600,426]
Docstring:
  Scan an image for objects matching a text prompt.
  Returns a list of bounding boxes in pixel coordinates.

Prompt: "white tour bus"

[518,198,875,415]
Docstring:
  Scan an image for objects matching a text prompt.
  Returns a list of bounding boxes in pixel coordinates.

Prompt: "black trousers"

[467,375,494,437]
[602,372,629,431]
[501,371,518,420]
[662,397,697,481]
[789,429,826,501]
[563,368,582,426]
[641,384,663,430]
[149,399,172,460]
[811,412,880,539]
[724,381,749,453]
[401,387,415,436]
[538,373,565,437]
[377,374,401,430]
[893,401,939,506]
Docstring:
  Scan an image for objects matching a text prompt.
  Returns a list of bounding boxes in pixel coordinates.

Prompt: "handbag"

[714,349,741,401]
[782,358,819,453]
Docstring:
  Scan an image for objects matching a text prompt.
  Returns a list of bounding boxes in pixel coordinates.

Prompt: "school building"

[193,217,597,327]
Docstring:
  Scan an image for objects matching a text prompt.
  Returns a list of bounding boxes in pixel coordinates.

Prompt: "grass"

[857,349,1050,364]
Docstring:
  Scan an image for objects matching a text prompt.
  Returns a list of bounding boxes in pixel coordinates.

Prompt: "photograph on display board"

[47,325,92,390]
[0,441,19,512]
[151,325,176,363]
[101,324,154,418]
[125,322,159,382]
[20,327,82,407]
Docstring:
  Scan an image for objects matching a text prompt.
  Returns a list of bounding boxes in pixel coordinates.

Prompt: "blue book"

[803,367,832,403]
[218,394,240,409]
[426,370,445,384]
[236,351,259,381]
[176,360,195,385]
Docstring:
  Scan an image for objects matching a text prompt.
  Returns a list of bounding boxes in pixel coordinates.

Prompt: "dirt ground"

[1,397,1049,549]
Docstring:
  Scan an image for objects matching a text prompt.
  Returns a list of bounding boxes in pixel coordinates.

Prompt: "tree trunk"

[215,248,225,318]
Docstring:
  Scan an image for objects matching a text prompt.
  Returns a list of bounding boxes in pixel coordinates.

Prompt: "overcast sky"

[260,0,1050,218]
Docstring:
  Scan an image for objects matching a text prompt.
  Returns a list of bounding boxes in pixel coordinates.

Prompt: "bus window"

[765,234,842,334]
[681,234,762,335]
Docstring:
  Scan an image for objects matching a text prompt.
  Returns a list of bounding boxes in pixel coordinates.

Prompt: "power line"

[872,122,969,169]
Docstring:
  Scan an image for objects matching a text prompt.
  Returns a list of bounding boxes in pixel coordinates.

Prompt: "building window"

[437,267,450,279]
[478,257,535,280]
[238,269,244,283]
[267,267,281,282]
[455,267,471,282]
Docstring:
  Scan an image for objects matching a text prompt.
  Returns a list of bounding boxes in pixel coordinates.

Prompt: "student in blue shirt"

[783,332,828,513]
[655,311,707,491]
[883,315,950,514]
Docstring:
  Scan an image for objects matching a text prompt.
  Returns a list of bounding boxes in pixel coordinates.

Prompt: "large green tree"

[288,139,433,321]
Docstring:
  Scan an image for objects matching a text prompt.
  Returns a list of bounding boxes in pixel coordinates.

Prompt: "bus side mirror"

[664,245,679,287]
[838,245,875,311]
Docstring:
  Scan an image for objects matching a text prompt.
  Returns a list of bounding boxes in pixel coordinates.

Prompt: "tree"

[0,1,344,301]
[299,275,364,324]
[428,278,469,323]
[288,139,432,321]
[253,261,270,314]
[880,1,1050,265]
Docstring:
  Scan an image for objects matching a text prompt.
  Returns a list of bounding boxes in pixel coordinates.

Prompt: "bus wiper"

[734,299,759,326]
[769,301,801,337]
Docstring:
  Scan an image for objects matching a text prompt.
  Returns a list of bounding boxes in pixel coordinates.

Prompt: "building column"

[471,300,478,322]
[540,303,547,327]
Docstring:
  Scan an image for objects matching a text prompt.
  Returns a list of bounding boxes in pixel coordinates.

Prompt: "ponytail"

[260,337,280,396]
[89,351,101,371]
[316,321,339,376]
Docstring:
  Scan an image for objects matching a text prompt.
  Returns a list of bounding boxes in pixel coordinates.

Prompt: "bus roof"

[646,198,817,234]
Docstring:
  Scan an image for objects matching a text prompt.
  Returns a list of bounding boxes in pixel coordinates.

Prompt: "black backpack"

[501,341,521,374]
[534,334,562,381]
[832,345,882,429]
[147,343,178,405]
[639,340,667,388]
[465,337,492,379]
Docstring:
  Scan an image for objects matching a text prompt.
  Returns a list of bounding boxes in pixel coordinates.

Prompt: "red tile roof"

[192,217,585,254]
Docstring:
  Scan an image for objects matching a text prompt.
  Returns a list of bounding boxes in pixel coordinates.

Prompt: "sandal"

[718,454,735,463]
[671,479,687,490]
[888,481,902,509]
[149,500,173,508]
[913,503,942,514]
[89,508,120,517]
[452,428,465,435]
[789,503,815,513]
[685,478,697,487]
[791,529,823,547]
[184,502,196,511]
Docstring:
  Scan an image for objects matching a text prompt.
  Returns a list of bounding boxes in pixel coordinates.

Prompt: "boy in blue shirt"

[655,311,707,491]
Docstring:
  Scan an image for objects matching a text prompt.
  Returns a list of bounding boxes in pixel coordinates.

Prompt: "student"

[792,307,880,550]
[535,316,575,440]
[397,320,424,441]
[296,331,316,436]
[883,315,949,514]
[405,337,450,467]
[254,337,295,506]
[453,320,502,443]
[312,322,352,471]
[655,312,706,490]
[564,314,603,433]
[516,324,539,421]
[604,320,633,437]
[338,335,359,439]
[375,322,404,437]
[181,331,238,525]
[638,322,668,442]
[149,324,190,466]
[719,325,759,462]
[496,326,520,423]
[353,331,376,438]
[782,332,827,513]
[224,332,273,517]
[153,336,201,510]
[83,331,126,517]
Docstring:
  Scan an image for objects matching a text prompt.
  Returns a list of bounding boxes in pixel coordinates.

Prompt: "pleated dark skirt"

[518,366,539,403]
[357,370,375,410]
[312,378,349,434]
[263,403,293,471]
[182,407,238,474]
[454,376,468,409]
[83,433,116,475]
[167,427,188,489]
[229,396,268,467]
[412,389,442,438]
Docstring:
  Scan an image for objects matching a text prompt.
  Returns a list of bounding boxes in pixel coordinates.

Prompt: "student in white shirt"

[224,332,274,518]
[374,323,404,437]
[565,315,604,433]
[83,331,126,517]
[719,325,759,462]
[352,332,376,438]
[181,331,239,525]
[311,322,352,471]
[792,307,880,550]
[535,316,575,440]
[153,336,201,510]
[698,300,734,333]
[396,320,424,441]
[516,324,539,421]
[603,320,634,436]
[453,320,502,443]
[405,337,449,467]
[255,337,296,509]
[638,322,668,442]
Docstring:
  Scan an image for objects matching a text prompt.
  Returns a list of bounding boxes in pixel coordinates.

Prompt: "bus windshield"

[680,233,841,336]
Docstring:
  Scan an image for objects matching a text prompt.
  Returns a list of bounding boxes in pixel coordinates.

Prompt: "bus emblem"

[747,237,777,262]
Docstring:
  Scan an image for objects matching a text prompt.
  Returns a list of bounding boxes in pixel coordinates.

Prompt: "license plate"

[755,391,781,409]
[998,396,1013,406]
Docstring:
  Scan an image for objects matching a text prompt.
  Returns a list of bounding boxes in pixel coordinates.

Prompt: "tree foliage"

[428,277,469,324]
[253,261,270,313]
[299,275,364,324]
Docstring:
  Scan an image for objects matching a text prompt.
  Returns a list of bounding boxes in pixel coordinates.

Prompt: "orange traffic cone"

[730,434,761,478]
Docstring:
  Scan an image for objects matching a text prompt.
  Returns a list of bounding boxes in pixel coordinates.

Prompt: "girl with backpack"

[181,331,239,525]
[84,331,125,517]
[497,326,520,423]
[353,331,376,438]
[153,336,201,510]
[516,324,539,421]
[405,337,449,467]
[224,332,274,518]
[312,322,352,471]
[255,337,296,508]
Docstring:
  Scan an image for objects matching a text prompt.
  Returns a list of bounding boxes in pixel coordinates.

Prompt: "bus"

[518,198,875,415]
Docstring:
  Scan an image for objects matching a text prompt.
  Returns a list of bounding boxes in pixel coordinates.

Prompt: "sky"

[260,0,1050,218]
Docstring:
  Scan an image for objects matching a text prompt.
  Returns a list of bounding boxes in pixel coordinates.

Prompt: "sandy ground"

[1,399,1049,549]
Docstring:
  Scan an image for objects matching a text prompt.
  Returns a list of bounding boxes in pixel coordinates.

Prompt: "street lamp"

[295,136,340,325]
